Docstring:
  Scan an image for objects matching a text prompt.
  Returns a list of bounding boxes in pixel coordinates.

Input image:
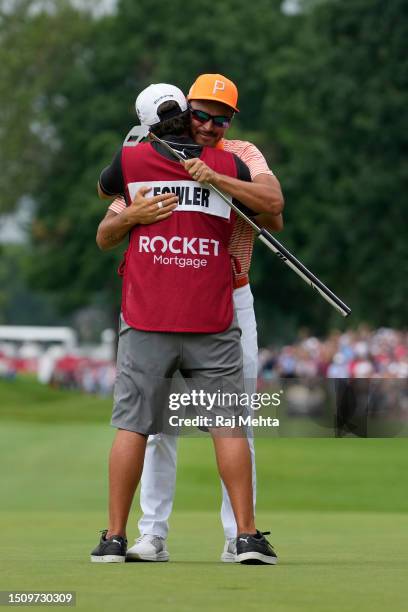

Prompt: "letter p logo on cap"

[213,80,225,94]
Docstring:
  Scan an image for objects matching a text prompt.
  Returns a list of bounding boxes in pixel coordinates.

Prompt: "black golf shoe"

[236,530,278,565]
[90,529,127,563]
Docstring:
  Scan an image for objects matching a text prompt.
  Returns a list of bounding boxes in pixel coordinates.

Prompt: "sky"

[0,198,33,244]
[1,0,118,17]
[70,0,118,17]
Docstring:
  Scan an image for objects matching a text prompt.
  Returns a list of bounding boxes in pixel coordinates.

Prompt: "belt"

[233,274,249,289]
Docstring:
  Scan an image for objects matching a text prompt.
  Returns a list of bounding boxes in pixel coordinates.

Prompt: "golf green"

[2,510,407,612]
[1,379,407,611]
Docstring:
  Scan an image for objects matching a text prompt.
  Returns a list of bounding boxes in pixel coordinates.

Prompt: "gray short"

[111,315,245,435]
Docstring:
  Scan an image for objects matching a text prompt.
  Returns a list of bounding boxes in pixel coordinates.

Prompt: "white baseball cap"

[135,83,188,127]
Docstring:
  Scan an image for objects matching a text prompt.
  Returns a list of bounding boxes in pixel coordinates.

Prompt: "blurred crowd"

[258,327,408,380]
[1,328,407,400]
[0,340,115,396]
[47,355,116,396]
[257,327,408,425]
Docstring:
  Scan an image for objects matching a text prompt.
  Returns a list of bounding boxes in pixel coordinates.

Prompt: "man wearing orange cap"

[97,74,284,563]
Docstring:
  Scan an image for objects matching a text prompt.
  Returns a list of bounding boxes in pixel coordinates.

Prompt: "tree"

[256,0,408,335]
[0,0,94,214]
[3,0,405,340]
[24,0,292,321]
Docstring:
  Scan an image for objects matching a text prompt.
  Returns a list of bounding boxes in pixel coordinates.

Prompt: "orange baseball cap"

[188,74,239,112]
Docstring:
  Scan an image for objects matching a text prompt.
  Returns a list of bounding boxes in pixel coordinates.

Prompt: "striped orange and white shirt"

[108,139,273,288]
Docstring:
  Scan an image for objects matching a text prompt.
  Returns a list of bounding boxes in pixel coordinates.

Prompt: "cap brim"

[187,94,239,113]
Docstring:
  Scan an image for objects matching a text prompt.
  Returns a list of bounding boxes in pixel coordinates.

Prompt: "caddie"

[97,74,283,563]
[91,82,278,565]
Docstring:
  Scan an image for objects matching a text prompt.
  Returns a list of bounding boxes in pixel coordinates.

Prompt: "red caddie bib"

[120,142,238,332]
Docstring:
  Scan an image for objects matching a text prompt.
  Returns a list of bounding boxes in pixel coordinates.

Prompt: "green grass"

[1,378,408,611]
[0,377,111,424]
[2,511,407,612]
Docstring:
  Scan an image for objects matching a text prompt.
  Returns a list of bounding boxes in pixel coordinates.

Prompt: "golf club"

[125,126,351,317]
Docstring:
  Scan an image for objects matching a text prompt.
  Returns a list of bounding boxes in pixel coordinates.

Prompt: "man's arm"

[97,182,115,200]
[255,211,283,232]
[98,149,124,200]
[96,187,178,251]
[183,158,284,215]
[96,209,130,250]
[252,174,284,232]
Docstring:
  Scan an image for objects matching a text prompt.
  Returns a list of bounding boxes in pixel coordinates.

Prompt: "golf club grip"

[258,229,351,318]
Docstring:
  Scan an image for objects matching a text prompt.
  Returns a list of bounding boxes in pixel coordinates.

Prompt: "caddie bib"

[120,142,238,333]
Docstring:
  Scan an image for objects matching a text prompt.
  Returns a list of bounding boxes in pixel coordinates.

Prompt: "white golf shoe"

[220,537,237,563]
[126,534,170,562]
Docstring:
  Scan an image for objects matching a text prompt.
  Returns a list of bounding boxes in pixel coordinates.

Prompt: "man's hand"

[185,161,284,216]
[96,186,178,251]
[127,186,178,225]
[184,158,218,184]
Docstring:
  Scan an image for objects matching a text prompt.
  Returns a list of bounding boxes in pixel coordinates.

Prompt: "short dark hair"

[150,100,190,137]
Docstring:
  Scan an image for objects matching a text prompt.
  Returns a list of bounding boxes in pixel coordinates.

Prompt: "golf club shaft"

[150,132,351,317]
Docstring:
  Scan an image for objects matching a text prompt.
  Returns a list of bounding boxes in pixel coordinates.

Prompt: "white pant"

[138,284,258,539]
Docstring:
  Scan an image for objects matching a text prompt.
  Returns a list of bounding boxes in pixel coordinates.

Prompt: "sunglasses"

[189,105,232,128]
